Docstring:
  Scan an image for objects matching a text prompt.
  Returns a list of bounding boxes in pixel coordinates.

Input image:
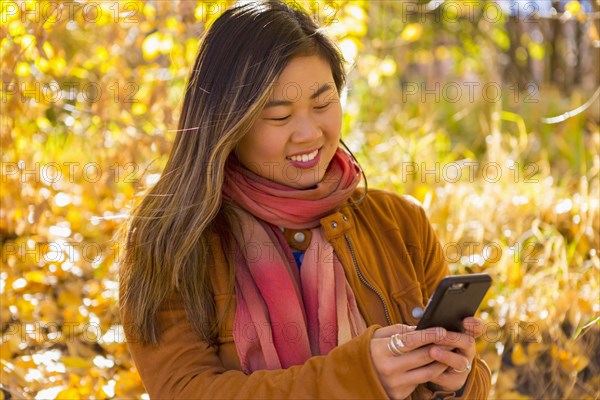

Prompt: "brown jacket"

[124,188,491,399]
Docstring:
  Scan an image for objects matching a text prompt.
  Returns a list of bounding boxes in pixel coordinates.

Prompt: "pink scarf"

[222,147,368,373]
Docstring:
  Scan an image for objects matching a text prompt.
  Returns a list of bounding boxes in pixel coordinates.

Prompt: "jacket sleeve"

[123,294,389,399]
[413,200,492,399]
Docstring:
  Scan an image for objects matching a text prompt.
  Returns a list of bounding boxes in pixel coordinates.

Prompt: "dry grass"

[350,84,600,399]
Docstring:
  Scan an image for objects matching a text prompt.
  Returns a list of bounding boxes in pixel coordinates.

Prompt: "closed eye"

[269,115,290,121]
[268,103,331,121]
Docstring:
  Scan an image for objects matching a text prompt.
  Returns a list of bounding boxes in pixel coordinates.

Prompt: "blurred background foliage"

[1,0,599,398]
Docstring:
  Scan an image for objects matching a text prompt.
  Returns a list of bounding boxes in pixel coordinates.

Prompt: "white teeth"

[289,149,318,162]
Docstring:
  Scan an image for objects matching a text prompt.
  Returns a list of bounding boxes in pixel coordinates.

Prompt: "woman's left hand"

[426,317,484,392]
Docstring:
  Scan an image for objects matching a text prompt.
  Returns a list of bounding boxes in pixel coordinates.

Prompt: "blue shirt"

[292,250,304,268]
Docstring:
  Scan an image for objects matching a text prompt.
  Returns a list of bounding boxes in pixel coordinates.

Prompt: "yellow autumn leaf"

[348,21,367,38]
[115,369,144,395]
[577,298,592,313]
[528,42,544,60]
[511,343,528,365]
[142,32,161,61]
[401,23,422,42]
[344,4,367,22]
[565,1,581,15]
[58,290,81,307]
[50,56,66,74]
[475,339,489,354]
[38,298,59,320]
[95,46,109,63]
[0,334,22,358]
[380,57,397,77]
[18,34,35,49]
[63,307,86,326]
[61,356,92,369]
[34,57,50,72]
[13,297,34,319]
[8,20,25,37]
[42,41,55,58]
[526,342,547,357]
[93,4,113,27]
[131,102,147,116]
[550,345,570,369]
[25,270,45,284]
[13,356,36,371]
[589,24,600,42]
[15,62,30,77]
[0,4,20,24]
[497,390,531,400]
[194,3,206,21]
[55,388,81,400]
[507,259,523,286]
[159,34,174,53]
[71,67,90,79]
[140,1,155,18]
[571,355,590,372]
[166,16,183,32]
[1,359,30,391]
[413,184,430,204]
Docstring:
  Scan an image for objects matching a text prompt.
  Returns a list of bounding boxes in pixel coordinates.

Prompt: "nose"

[290,113,322,144]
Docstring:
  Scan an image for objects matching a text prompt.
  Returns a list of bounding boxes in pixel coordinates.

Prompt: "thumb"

[373,323,416,338]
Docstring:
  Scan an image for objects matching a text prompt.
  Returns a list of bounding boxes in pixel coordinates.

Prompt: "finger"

[433,331,475,355]
[378,361,449,399]
[462,317,484,338]
[389,345,439,371]
[398,327,447,351]
[429,346,471,373]
[373,324,416,339]
[371,335,432,360]
[428,349,472,392]
[429,369,469,392]
[377,337,456,372]
[373,341,439,384]
[376,327,447,357]
[400,361,448,385]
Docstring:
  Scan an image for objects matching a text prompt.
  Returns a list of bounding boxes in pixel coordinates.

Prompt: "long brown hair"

[119,0,366,346]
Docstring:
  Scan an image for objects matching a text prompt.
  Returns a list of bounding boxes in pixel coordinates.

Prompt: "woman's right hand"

[369,324,449,400]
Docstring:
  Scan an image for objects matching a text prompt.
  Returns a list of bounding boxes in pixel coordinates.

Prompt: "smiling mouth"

[287,148,320,162]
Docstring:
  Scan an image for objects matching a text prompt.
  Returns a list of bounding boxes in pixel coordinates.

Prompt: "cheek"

[235,136,254,161]
[325,106,342,139]
[240,130,287,162]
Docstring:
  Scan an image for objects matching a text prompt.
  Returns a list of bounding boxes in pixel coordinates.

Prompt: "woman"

[119,1,492,398]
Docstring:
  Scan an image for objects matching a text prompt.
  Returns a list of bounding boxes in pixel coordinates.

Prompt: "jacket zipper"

[344,234,392,326]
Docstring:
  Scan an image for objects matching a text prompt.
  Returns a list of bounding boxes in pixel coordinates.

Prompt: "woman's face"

[235,55,342,189]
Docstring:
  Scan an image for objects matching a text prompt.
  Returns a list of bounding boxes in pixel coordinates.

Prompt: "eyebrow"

[264,83,334,108]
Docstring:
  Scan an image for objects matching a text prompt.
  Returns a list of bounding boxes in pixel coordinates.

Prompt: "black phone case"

[416,273,492,332]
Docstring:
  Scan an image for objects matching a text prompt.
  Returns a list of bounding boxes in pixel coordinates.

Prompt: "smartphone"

[416,273,492,332]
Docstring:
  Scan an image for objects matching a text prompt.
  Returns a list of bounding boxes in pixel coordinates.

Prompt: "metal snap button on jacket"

[293,232,305,243]
[411,307,424,319]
